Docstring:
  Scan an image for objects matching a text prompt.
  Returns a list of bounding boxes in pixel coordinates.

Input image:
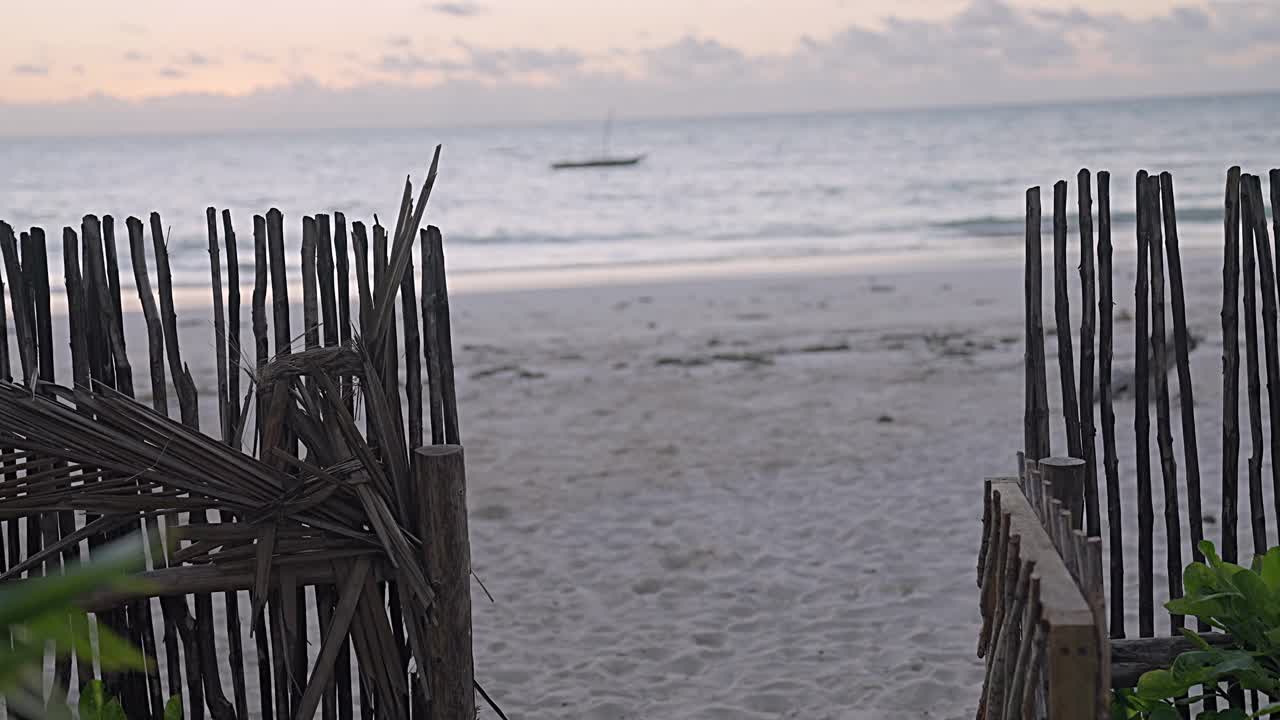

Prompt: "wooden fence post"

[1042,457,1086,532]
[415,444,476,720]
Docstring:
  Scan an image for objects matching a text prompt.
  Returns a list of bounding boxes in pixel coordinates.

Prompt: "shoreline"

[47,240,1229,316]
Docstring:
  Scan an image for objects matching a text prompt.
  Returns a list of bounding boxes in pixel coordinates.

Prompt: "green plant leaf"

[1261,549,1280,592]
[80,680,108,720]
[0,535,149,628]
[165,695,184,720]
[1181,627,1213,650]
[1186,562,1218,595]
[1137,668,1190,700]
[79,679,129,720]
[1202,540,1223,567]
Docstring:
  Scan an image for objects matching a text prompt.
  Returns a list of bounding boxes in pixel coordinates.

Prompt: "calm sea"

[1,92,1278,289]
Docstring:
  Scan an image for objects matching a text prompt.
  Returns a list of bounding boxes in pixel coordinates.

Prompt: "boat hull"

[551,155,645,170]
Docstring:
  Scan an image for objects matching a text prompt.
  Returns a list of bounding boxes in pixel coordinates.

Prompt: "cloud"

[426,2,485,17]
[460,44,584,76]
[642,37,749,80]
[3,0,1280,136]
[175,52,217,67]
[12,63,49,77]
[72,65,85,76]
[122,51,150,63]
[388,35,413,48]
[242,52,275,64]
[376,52,464,76]
[375,43,584,79]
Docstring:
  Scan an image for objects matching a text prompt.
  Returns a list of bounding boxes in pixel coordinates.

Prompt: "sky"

[2,0,1279,136]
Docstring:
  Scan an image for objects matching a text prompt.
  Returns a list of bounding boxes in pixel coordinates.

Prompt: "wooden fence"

[0,150,497,720]
[977,458,1107,719]
[1006,166,1280,715]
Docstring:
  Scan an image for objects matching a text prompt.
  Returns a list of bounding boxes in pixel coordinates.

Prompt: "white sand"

[448,256,1029,720]
[92,244,1242,718]
[448,245,1240,719]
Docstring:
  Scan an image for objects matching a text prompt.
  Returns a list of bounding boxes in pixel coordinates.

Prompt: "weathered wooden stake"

[1135,171,1154,639]
[1054,180,1083,459]
[1041,457,1086,531]
[1146,173,1183,635]
[1246,174,1280,541]
[416,444,476,720]
[1077,169,1100,540]
[1025,188,1048,460]
[1242,176,1268,557]
[1223,167,1242,564]
[1097,170,1124,638]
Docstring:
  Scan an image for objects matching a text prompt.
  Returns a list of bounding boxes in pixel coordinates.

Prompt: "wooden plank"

[990,478,1099,719]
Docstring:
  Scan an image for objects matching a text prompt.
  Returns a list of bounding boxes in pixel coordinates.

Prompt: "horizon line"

[2,85,1278,141]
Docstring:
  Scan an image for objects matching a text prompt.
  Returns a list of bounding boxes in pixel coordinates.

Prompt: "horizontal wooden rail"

[75,555,389,613]
[981,476,1103,719]
[1110,632,1232,688]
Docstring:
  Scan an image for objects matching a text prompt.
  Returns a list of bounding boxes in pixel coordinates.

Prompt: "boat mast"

[602,109,613,157]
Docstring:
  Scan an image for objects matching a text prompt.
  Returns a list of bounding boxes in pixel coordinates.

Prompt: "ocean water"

[1,92,1278,289]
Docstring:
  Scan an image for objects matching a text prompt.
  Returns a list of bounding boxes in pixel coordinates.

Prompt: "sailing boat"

[551,111,645,170]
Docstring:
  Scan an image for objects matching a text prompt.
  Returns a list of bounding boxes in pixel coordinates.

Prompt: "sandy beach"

[433,244,1238,719]
[450,257,1023,720]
